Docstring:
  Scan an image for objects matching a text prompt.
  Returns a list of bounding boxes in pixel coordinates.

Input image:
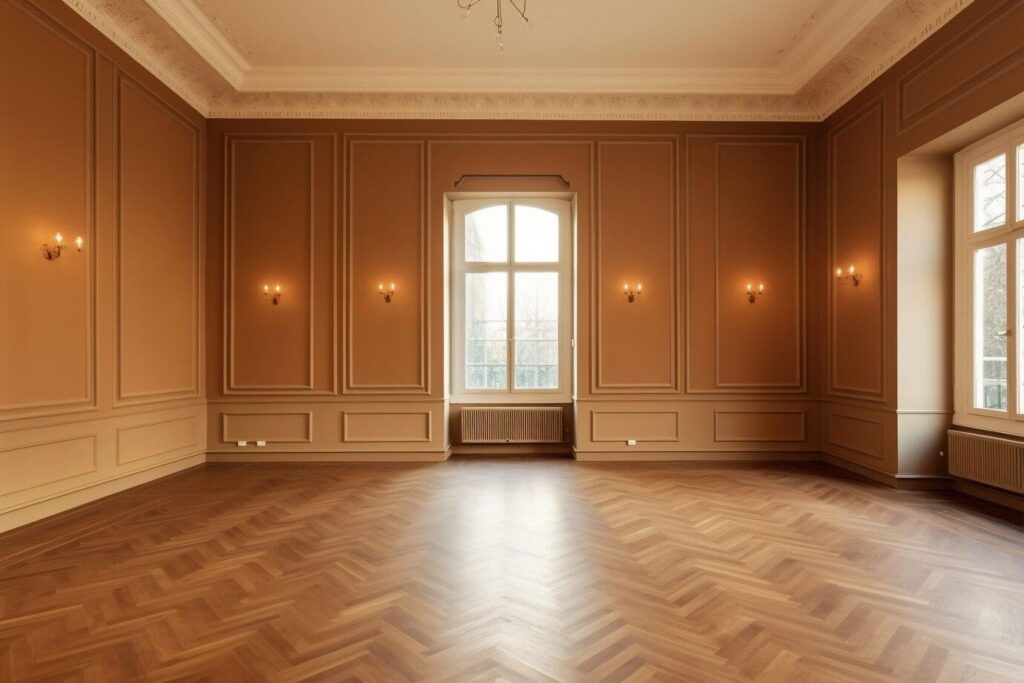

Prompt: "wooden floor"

[0,459,1022,682]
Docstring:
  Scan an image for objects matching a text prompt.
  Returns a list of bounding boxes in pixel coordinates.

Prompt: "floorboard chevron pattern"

[0,459,1022,681]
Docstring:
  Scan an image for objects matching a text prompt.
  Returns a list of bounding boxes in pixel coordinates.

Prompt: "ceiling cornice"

[61,0,974,122]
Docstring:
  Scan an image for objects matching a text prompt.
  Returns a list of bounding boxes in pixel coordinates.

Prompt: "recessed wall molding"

[590,410,680,443]
[827,411,885,460]
[685,135,807,394]
[897,0,1024,133]
[224,134,338,396]
[116,415,199,466]
[342,410,433,443]
[828,97,886,401]
[0,0,96,421]
[114,72,202,407]
[344,138,429,395]
[221,411,314,444]
[0,434,97,498]
[713,410,806,443]
[592,139,679,394]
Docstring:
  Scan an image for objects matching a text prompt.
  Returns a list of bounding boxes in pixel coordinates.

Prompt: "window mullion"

[507,201,515,395]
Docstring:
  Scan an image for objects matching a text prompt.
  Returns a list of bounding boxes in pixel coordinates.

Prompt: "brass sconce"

[836,265,862,287]
[263,283,282,305]
[379,282,396,303]
[746,282,765,304]
[42,232,83,260]
[623,283,643,303]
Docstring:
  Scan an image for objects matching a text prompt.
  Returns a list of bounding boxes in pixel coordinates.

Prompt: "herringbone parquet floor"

[0,458,1022,682]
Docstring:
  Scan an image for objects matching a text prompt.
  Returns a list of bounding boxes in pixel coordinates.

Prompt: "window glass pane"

[1018,144,1024,222]
[514,205,559,263]
[465,205,508,262]
[974,244,1007,411]
[514,272,559,390]
[465,272,507,390]
[973,154,1007,232]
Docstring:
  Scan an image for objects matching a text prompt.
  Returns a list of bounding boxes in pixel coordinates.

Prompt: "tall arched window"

[451,198,573,402]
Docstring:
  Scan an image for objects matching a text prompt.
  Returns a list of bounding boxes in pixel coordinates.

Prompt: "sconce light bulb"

[637,283,643,292]
[836,268,843,277]
[74,236,83,250]
[747,283,753,292]
[759,283,765,293]
[848,265,856,275]
[54,232,64,245]
[623,283,629,292]
[275,284,281,294]
[263,284,269,294]
[379,283,384,292]
[389,282,396,292]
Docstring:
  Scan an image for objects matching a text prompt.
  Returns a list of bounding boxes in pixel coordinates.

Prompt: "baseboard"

[573,450,819,463]
[206,451,449,463]
[0,452,206,534]
[819,452,951,490]
[449,444,572,457]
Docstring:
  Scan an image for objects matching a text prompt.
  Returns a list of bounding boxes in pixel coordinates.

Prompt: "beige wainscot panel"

[823,403,896,474]
[116,412,201,466]
[221,411,313,444]
[714,410,806,443]
[0,403,206,533]
[575,400,820,460]
[208,402,447,461]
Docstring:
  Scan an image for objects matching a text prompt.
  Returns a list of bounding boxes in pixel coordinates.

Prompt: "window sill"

[450,394,572,405]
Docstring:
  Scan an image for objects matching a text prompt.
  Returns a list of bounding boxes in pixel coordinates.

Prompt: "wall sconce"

[623,283,642,303]
[41,232,83,260]
[379,282,396,303]
[746,282,765,304]
[263,283,282,305]
[836,265,862,287]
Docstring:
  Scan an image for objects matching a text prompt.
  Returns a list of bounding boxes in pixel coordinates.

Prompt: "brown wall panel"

[829,100,885,399]
[594,140,678,392]
[117,76,200,403]
[0,0,93,415]
[687,137,805,393]
[226,137,332,393]
[346,140,426,393]
[899,1,1024,132]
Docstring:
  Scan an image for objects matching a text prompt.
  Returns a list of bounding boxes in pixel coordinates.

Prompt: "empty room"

[2,0,1024,680]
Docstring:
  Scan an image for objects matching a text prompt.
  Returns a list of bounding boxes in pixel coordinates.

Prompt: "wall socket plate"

[236,440,247,447]
[627,439,637,446]
[256,440,267,447]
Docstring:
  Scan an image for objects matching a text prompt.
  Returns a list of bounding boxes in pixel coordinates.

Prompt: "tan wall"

[823,0,1024,480]
[0,0,206,532]
[205,122,825,461]
[4,0,1024,530]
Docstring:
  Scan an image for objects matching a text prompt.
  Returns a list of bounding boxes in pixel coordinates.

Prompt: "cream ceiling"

[64,0,973,120]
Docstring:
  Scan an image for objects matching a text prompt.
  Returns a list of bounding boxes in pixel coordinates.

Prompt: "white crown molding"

[238,66,792,96]
[141,0,250,88]
[60,0,974,122]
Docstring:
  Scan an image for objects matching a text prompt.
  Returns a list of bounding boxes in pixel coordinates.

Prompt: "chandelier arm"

[506,0,528,21]
[456,0,484,10]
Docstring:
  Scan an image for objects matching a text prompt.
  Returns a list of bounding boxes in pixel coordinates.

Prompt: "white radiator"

[948,430,1024,494]
[461,407,563,444]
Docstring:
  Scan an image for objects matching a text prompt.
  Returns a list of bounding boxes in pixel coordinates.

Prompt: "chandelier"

[457,0,529,52]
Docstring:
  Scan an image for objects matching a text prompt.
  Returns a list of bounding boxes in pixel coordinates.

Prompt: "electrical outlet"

[236,440,247,447]
[627,439,637,447]
[256,440,267,448]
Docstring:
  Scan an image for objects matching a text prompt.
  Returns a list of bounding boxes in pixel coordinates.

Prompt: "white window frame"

[954,117,1024,435]
[450,196,573,404]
